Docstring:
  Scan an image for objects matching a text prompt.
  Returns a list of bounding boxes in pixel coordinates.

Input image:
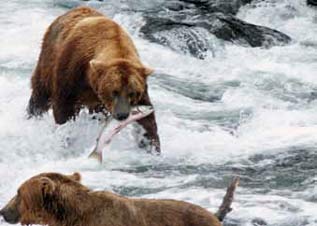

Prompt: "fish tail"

[88,148,102,162]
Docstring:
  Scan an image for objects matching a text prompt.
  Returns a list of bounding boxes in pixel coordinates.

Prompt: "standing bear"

[27,6,160,152]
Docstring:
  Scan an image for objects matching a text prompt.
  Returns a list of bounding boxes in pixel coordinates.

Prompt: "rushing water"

[0,0,317,225]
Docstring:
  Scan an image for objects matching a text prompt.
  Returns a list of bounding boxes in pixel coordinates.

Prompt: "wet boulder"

[207,13,291,47]
[307,0,317,6]
[71,0,256,15]
[140,12,291,58]
[140,17,218,59]
[178,0,254,15]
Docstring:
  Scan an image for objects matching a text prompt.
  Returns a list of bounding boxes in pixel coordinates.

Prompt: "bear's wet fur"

[27,7,160,152]
[0,172,236,226]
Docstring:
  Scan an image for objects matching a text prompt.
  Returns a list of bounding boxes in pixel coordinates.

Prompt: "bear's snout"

[0,206,20,224]
[113,96,130,121]
[114,112,129,121]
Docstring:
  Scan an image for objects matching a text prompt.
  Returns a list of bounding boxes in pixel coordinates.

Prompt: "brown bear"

[27,6,160,152]
[0,172,238,226]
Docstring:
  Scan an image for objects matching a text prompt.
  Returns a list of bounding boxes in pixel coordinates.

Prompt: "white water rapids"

[0,0,317,225]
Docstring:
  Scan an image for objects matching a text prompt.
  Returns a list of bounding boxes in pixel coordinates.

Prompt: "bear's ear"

[68,172,81,182]
[22,177,56,208]
[89,60,105,73]
[39,177,56,196]
[141,67,154,77]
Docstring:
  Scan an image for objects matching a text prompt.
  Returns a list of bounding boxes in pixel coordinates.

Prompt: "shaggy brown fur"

[27,6,160,152]
[0,173,238,226]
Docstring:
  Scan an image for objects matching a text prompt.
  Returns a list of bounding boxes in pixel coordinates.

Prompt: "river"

[0,0,316,225]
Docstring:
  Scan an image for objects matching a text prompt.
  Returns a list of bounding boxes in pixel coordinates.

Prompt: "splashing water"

[0,0,317,225]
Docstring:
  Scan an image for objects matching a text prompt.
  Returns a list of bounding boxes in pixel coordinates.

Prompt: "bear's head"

[0,172,85,225]
[89,59,153,121]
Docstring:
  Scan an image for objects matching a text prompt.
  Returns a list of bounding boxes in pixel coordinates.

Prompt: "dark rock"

[251,218,268,226]
[140,12,291,58]
[209,13,291,47]
[140,17,214,59]
[71,0,256,15]
[179,0,254,15]
[307,0,317,6]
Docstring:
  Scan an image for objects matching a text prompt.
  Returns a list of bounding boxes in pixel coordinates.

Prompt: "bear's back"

[45,6,103,45]
[69,16,139,61]
[133,199,221,226]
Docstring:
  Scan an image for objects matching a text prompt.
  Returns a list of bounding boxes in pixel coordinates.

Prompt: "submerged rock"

[140,20,221,59]
[137,0,291,58]
[70,0,258,14]
[178,0,254,15]
[307,0,317,6]
[251,218,268,226]
[141,12,291,58]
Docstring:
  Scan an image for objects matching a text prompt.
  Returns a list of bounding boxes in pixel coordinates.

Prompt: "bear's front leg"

[52,99,77,124]
[137,112,161,153]
[137,89,161,153]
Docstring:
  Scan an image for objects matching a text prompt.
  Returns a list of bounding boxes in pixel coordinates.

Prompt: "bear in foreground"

[0,172,239,226]
[27,6,160,152]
